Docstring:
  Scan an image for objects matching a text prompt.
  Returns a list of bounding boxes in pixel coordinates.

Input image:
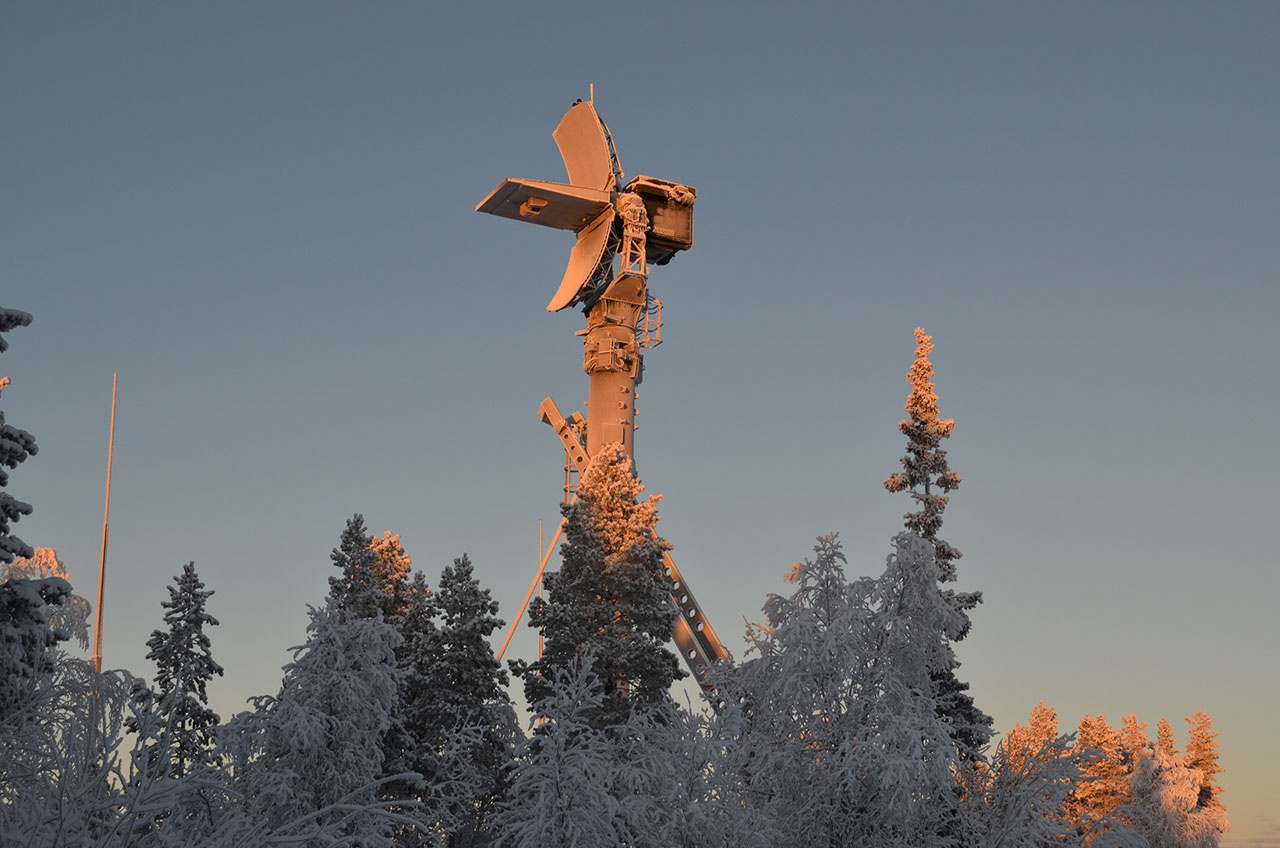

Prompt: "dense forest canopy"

[1,313,1228,847]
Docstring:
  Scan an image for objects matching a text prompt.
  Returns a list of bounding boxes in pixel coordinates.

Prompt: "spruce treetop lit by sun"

[883,327,991,761]
[885,327,962,580]
[519,443,681,729]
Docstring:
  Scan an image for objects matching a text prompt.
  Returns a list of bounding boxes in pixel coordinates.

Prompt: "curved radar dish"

[547,208,614,312]
[476,99,624,312]
[553,100,620,194]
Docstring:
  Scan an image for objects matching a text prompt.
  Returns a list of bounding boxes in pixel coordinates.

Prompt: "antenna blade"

[553,101,616,192]
[476,178,611,232]
[547,208,613,311]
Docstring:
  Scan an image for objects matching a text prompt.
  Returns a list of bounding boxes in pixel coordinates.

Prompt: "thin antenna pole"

[91,373,117,673]
[497,518,564,662]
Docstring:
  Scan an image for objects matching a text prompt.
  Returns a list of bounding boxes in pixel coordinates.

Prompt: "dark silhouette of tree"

[409,554,517,847]
[0,306,65,720]
[128,562,224,778]
[0,307,37,566]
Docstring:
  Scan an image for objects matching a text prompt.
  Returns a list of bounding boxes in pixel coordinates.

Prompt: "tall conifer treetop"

[884,327,962,578]
[129,561,224,778]
[519,443,681,728]
[882,327,992,762]
[1185,710,1225,810]
[329,514,385,621]
[369,529,413,619]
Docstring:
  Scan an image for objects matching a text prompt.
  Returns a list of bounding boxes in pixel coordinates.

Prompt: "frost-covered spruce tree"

[978,705,1148,846]
[884,327,966,584]
[371,529,414,619]
[517,443,681,728]
[499,657,776,848]
[884,326,991,761]
[731,533,967,848]
[1184,710,1224,813]
[326,515,426,822]
[382,568,437,805]
[495,657,626,848]
[385,556,517,846]
[966,731,1126,848]
[603,694,780,848]
[0,654,153,846]
[3,547,92,649]
[223,598,407,847]
[128,562,224,779]
[0,308,69,720]
[0,577,75,720]
[1066,713,1133,830]
[0,307,37,567]
[329,513,387,621]
[1125,716,1230,848]
[428,554,517,846]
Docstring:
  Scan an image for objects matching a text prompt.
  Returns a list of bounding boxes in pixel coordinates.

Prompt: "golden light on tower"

[478,94,728,688]
[477,97,695,458]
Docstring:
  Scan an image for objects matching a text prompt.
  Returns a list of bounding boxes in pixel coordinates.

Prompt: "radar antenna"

[479,97,726,689]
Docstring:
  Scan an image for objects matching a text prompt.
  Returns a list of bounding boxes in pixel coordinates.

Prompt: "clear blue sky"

[4,3,1276,844]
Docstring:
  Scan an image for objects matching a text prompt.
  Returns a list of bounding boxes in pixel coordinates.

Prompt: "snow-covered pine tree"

[371,529,414,620]
[517,443,681,729]
[1125,716,1230,848]
[968,731,1114,848]
[1184,711,1224,813]
[1001,700,1061,776]
[0,576,75,720]
[382,568,437,807]
[601,688,782,848]
[0,308,70,720]
[3,547,92,649]
[0,653,156,846]
[223,598,408,847]
[386,556,517,846]
[499,656,777,848]
[884,327,965,582]
[326,515,428,825]
[128,562,225,778]
[495,657,626,848]
[1067,713,1132,829]
[1156,717,1178,760]
[883,326,991,761]
[329,513,387,621]
[730,533,967,848]
[0,307,37,567]
[1120,713,1151,765]
[428,553,517,846]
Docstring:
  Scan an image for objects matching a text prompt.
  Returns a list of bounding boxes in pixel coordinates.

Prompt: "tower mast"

[478,97,728,688]
[91,373,116,673]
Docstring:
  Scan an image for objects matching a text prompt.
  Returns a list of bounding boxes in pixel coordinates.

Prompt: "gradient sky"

[4,4,1277,845]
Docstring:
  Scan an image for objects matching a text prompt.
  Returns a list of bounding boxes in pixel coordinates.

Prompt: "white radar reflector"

[553,101,618,193]
[547,208,614,312]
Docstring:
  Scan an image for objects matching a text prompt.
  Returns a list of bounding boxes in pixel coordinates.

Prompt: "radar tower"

[478,95,728,688]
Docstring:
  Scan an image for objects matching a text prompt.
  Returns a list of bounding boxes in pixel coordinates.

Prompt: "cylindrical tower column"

[582,272,646,460]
